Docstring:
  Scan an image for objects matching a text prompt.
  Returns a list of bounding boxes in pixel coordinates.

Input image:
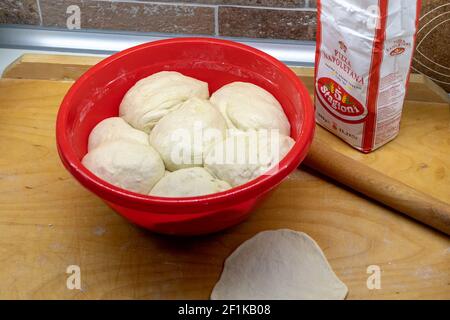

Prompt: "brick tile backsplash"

[412,0,450,92]
[0,0,316,40]
[40,0,215,35]
[219,6,316,40]
[151,1,308,8]
[0,1,448,92]
[0,0,40,25]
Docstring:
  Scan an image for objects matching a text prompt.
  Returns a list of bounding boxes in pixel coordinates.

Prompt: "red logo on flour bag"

[314,0,421,153]
[338,41,347,53]
[316,77,366,123]
[390,47,406,56]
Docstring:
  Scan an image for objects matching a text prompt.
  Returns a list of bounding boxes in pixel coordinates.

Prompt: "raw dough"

[204,130,295,187]
[210,82,290,136]
[150,167,231,197]
[87,117,148,151]
[149,97,227,171]
[119,71,209,132]
[211,229,348,300]
[82,140,165,194]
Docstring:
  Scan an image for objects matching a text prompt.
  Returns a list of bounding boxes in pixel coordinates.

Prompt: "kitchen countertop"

[0,54,448,299]
[0,48,106,75]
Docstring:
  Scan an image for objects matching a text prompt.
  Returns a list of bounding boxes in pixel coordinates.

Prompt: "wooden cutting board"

[0,54,449,300]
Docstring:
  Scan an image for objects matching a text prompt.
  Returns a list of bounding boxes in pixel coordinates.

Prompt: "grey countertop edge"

[0,25,316,67]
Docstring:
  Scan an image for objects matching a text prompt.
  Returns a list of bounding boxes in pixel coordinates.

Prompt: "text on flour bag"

[314,0,421,153]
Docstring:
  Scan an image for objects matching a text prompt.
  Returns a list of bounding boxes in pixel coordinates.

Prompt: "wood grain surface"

[0,57,449,299]
[3,54,449,104]
[304,140,450,235]
[313,101,450,204]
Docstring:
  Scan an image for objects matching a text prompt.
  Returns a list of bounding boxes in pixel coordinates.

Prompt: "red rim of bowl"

[56,37,315,212]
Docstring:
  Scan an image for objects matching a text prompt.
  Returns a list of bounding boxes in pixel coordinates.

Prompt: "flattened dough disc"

[211,229,348,300]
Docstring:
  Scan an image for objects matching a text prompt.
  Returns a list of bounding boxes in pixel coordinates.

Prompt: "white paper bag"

[314,0,421,152]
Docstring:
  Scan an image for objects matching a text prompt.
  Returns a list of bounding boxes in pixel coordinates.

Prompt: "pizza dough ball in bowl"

[87,117,148,151]
[150,167,231,197]
[205,130,295,187]
[211,82,291,136]
[82,140,165,194]
[56,38,314,235]
[149,97,227,171]
[120,71,209,133]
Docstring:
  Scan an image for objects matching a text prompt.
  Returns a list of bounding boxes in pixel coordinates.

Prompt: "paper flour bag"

[314,0,421,153]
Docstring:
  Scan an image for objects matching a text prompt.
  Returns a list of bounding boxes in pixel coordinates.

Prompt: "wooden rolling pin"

[303,140,450,236]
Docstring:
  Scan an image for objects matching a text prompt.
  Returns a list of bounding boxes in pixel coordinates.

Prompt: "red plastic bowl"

[56,38,314,236]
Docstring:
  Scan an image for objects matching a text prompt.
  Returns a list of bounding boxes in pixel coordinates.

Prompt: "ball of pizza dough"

[150,167,231,197]
[119,71,209,133]
[149,97,227,171]
[87,117,148,151]
[210,82,291,136]
[210,229,348,300]
[204,130,295,187]
[82,140,165,194]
